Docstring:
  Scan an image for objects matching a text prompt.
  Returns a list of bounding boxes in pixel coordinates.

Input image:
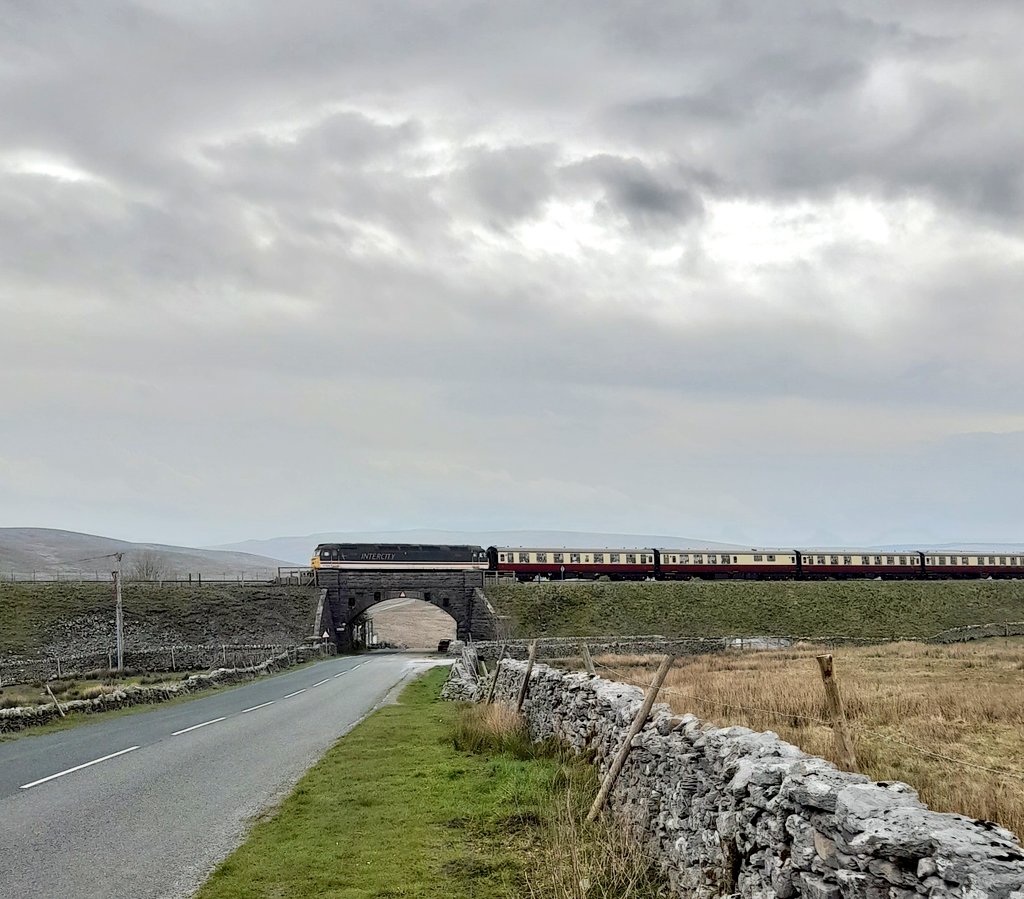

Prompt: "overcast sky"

[1,1,1022,547]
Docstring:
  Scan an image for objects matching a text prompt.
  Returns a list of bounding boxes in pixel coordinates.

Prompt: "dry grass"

[593,638,1024,837]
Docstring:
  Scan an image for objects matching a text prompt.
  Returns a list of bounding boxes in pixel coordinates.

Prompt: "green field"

[485,579,1024,639]
[0,582,319,656]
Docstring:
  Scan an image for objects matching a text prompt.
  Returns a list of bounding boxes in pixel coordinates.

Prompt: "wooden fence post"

[587,654,675,822]
[46,683,66,717]
[485,659,502,705]
[816,654,858,772]
[514,640,538,713]
[580,641,596,676]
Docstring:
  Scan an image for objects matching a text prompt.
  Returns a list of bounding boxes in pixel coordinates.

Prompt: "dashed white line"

[284,688,306,698]
[172,717,226,736]
[310,678,329,688]
[20,746,140,790]
[333,670,347,678]
[240,700,276,714]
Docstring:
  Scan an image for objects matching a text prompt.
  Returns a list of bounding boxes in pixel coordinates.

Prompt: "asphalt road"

[0,653,442,899]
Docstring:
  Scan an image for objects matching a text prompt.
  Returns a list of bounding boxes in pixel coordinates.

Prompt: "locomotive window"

[593,553,604,563]
[553,553,563,563]
[610,553,620,563]
[570,553,580,564]
[519,552,530,563]
[537,552,548,563]
[626,553,636,564]
[753,554,763,562]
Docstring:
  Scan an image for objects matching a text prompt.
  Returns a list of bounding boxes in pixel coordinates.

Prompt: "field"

[592,638,1024,836]
[0,582,320,657]
[485,580,1024,639]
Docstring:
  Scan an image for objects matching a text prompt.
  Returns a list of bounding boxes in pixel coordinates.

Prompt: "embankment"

[484,580,1024,640]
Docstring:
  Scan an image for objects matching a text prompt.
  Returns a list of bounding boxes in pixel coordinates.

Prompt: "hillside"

[485,580,1024,640]
[0,528,293,579]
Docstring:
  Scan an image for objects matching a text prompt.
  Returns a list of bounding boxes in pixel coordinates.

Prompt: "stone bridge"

[314,569,496,651]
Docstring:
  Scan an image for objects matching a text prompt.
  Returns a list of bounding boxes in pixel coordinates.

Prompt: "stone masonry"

[318,569,495,650]
[443,657,1024,899]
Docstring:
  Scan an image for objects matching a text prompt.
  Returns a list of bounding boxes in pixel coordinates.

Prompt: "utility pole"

[112,553,124,671]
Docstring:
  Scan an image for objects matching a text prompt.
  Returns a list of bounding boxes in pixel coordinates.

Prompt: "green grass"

[0,582,319,656]
[486,580,1024,639]
[196,669,590,899]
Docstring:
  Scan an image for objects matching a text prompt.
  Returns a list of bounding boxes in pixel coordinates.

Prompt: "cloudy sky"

[1,1,1022,547]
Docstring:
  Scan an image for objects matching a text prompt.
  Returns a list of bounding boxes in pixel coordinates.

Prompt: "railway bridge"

[314,569,496,651]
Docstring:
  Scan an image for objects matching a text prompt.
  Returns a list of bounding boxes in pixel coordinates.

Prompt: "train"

[311,543,1024,581]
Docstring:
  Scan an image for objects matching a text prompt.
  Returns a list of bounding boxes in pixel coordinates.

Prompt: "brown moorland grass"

[590,638,1024,837]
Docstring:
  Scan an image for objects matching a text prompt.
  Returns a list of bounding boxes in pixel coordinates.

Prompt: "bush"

[452,703,538,759]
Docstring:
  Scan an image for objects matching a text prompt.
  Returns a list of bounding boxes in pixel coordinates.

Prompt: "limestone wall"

[445,658,1024,899]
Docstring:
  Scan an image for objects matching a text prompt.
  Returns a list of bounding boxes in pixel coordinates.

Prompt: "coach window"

[553,553,563,564]
[872,556,881,565]
[830,555,839,565]
[753,554,763,562]
[593,553,604,563]
[899,556,906,565]
[886,556,894,565]
[768,554,777,562]
[537,552,548,563]
[570,553,580,564]
[627,554,636,564]
[708,554,717,564]
[1012,557,1019,566]
[693,554,703,564]
[610,553,620,563]
[843,555,851,565]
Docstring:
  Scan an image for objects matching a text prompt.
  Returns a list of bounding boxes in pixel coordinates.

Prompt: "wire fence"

[0,568,316,586]
[0,642,330,686]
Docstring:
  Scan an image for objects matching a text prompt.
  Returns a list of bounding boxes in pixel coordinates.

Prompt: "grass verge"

[197,668,665,899]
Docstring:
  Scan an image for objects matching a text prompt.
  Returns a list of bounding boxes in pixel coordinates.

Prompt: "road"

[0,653,441,899]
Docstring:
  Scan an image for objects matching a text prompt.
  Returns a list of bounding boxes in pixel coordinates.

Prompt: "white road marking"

[283,689,306,698]
[333,670,347,678]
[20,746,140,790]
[171,717,226,736]
[239,700,275,714]
[310,679,329,688]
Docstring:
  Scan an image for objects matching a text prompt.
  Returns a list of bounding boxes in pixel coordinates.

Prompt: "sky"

[1,1,1022,548]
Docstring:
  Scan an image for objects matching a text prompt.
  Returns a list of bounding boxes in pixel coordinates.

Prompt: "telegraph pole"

[113,553,124,671]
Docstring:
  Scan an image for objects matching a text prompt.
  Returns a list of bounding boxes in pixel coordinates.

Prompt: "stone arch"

[316,569,495,651]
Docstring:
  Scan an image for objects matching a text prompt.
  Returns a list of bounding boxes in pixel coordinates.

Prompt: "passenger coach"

[487,547,656,581]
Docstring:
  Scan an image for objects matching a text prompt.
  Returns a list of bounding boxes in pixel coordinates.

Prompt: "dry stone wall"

[444,659,1024,899]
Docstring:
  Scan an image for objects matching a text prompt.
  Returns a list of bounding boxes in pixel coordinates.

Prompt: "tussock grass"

[598,638,1024,836]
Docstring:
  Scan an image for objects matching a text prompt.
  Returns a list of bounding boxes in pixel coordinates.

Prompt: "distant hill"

[211,529,746,564]
[0,528,293,579]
